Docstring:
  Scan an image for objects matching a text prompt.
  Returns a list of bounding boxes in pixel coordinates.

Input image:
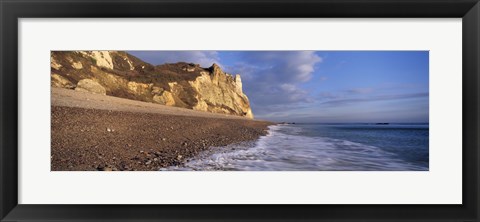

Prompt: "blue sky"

[128,51,429,123]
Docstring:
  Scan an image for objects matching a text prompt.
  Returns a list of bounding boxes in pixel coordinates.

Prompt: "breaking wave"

[165,124,428,171]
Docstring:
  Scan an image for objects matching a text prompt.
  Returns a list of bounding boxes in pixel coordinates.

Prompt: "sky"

[128,51,429,123]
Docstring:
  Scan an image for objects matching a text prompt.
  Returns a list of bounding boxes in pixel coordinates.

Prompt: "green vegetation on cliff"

[51,51,253,118]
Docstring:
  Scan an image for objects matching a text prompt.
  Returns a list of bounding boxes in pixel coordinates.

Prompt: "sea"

[166,123,429,171]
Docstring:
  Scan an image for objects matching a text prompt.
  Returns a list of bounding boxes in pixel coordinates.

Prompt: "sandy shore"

[51,88,272,171]
[52,87,254,120]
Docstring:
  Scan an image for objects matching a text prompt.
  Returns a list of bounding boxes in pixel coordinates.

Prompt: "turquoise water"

[167,123,429,171]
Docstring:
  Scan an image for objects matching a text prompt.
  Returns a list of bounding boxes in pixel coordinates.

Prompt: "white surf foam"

[165,125,427,171]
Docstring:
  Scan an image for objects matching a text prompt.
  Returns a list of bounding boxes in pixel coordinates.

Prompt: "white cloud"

[247,51,322,83]
[231,51,322,108]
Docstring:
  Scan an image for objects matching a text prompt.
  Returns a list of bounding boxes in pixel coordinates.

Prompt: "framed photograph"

[1,0,479,221]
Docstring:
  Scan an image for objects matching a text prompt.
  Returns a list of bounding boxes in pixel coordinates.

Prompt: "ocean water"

[166,123,429,171]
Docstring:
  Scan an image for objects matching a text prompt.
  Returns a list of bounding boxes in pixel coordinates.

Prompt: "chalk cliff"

[50,51,253,118]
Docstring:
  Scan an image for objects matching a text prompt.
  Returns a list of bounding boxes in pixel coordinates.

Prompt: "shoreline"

[51,105,272,171]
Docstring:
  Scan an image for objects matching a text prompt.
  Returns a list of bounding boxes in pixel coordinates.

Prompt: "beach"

[51,88,272,171]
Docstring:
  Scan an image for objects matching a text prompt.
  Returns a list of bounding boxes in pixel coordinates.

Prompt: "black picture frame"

[1,0,479,221]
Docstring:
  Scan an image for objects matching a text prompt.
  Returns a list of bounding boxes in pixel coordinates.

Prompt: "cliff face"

[51,51,254,119]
